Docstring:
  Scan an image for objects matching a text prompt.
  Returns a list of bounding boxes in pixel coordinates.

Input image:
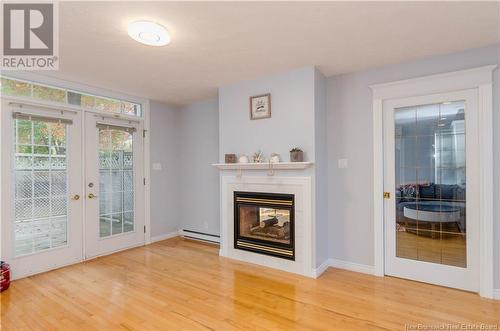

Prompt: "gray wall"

[326,44,500,287]
[178,98,220,235]
[149,101,181,237]
[219,66,316,162]
[218,66,329,266]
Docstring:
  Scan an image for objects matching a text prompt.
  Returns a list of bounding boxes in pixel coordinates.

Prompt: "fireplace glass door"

[234,192,294,260]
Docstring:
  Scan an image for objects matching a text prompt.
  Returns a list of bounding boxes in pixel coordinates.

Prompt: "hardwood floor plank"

[1,237,499,330]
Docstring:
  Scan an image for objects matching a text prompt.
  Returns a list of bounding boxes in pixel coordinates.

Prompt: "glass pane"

[395,101,466,268]
[13,118,68,256]
[67,91,82,106]
[95,97,121,113]
[99,127,134,238]
[1,78,32,97]
[238,206,291,245]
[122,102,140,116]
[81,94,96,108]
[33,85,66,103]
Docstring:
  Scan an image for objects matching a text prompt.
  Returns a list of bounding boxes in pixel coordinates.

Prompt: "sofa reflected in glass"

[396,182,466,237]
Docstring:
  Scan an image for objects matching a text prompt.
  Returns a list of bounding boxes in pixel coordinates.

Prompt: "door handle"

[71,194,80,201]
[88,193,98,199]
[383,192,391,199]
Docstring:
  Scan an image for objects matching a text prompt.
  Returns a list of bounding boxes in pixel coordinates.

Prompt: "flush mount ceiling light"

[128,21,170,46]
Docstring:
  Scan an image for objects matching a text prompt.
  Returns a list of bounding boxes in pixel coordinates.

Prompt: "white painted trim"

[370,65,497,100]
[150,230,179,243]
[493,289,500,300]
[180,229,220,244]
[372,99,384,277]
[212,162,314,170]
[312,259,330,278]
[328,258,375,276]
[371,65,496,298]
[478,83,495,298]
[144,100,152,244]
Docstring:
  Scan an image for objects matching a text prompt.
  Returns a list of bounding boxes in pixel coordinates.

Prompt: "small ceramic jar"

[238,154,249,163]
[269,153,280,163]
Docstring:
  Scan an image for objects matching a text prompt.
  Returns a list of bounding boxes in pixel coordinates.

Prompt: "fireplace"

[234,191,295,260]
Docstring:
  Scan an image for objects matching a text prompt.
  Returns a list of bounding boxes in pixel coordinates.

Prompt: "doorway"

[383,90,479,292]
[1,99,145,278]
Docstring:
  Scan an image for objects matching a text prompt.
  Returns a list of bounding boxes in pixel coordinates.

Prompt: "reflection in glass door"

[395,101,466,267]
[383,90,479,292]
[84,114,144,258]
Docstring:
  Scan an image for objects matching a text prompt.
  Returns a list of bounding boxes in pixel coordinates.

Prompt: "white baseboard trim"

[312,259,331,278]
[328,258,375,275]
[493,289,500,300]
[180,229,220,244]
[150,230,180,243]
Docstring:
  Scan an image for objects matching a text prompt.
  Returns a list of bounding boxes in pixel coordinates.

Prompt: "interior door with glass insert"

[1,101,83,279]
[383,89,479,292]
[84,113,144,258]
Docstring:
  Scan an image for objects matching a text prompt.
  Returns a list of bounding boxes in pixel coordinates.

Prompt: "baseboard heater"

[180,229,220,244]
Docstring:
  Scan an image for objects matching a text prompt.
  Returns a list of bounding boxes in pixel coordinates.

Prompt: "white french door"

[1,100,145,278]
[1,100,83,278]
[383,89,479,291]
[84,113,145,258]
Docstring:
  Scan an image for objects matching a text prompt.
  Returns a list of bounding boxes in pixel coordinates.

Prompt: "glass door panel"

[384,89,479,292]
[13,118,69,256]
[394,101,466,268]
[98,127,135,238]
[1,101,83,279]
[84,114,144,258]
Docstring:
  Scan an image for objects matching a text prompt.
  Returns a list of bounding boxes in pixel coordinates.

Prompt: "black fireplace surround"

[234,191,295,260]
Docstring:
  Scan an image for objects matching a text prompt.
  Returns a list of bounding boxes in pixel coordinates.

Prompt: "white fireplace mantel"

[212,161,313,170]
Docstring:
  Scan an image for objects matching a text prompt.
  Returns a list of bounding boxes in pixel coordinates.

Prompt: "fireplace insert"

[234,191,294,260]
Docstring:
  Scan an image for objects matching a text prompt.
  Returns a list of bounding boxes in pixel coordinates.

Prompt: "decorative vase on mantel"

[290,148,304,162]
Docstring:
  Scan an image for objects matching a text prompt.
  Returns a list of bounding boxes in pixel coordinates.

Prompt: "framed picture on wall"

[250,93,271,120]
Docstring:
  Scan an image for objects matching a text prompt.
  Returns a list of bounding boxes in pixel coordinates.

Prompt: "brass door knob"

[71,194,80,201]
[88,193,98,199]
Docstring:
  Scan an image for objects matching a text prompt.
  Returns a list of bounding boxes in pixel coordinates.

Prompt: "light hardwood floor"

[1,237,499,330]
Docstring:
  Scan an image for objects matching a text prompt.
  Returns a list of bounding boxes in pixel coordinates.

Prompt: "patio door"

[0,100,83,279]
[84,113,145,258]
[383,89,479,291]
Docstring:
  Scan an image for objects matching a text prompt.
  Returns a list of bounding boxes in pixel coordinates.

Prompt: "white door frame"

[370,65,496,298]
[0,72,152,278]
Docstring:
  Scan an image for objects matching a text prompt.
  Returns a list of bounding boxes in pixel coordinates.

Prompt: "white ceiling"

[43,1,499,106]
